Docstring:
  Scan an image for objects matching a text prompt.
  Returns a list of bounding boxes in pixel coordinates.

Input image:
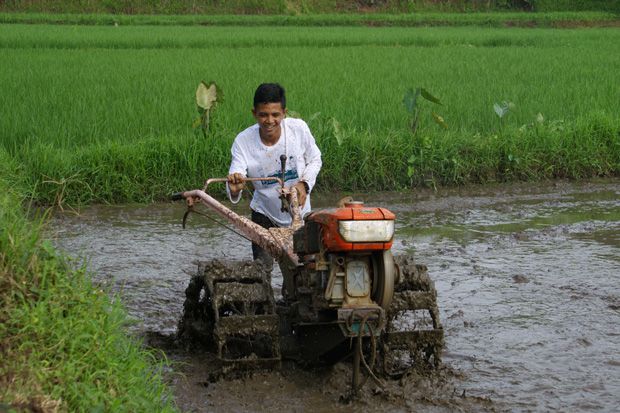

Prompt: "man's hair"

[253,83,286,109]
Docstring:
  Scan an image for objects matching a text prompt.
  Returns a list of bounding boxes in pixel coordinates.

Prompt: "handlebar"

[203,176,282,191]
[170,176,284,201]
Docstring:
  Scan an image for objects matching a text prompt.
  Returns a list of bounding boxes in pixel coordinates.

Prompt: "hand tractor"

[172,176,443,395]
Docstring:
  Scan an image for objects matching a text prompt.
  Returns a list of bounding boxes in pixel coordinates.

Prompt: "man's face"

[252,102,286,143]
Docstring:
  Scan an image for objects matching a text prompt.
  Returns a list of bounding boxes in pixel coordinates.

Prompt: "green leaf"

[331,117,344,146]
[407,154,416,164]
[494,102,507,118]
[536,112,544,124]
[196,81,219,111]
[420,88,442,105]
[432,112,448,129]
[192,117,202,128]
[494,101,514,119]
[407,165,415,178]
[403,88,420,114]
[422,135,432,149]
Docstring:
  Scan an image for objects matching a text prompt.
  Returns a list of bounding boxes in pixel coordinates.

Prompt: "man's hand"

[293,181,308,207]
[227,173,246,195]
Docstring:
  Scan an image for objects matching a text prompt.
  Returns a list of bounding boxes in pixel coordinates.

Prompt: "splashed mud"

[50,179,620,412]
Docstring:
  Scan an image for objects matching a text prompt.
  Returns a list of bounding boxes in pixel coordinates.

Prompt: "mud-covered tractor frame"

[172,176,443,395]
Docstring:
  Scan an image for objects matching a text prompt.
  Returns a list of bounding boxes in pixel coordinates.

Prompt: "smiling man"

[227,83,322,277]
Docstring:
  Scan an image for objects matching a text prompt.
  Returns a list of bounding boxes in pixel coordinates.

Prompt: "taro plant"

[403,87,446,187]
[193,81,221,138]
[403,87,447,135]
[331,117,345,146]
[493,100,515,131]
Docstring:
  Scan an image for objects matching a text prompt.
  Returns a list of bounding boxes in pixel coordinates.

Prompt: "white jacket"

[227,117,322,226]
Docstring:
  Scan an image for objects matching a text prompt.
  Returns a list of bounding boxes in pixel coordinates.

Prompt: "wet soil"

[49,179,620,412]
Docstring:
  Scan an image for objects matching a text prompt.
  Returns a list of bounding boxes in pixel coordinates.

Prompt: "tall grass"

[0,148,177,411]
[0,24,618,204]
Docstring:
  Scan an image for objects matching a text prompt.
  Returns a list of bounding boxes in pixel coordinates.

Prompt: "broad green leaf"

[407,154,416,163]
[196,81,219,111]
[331,117,344,146]
[432,112,448,129]
[420,88,442,105]
[494,102,507,118]
[192,117,202,128]
[407,165,415,178]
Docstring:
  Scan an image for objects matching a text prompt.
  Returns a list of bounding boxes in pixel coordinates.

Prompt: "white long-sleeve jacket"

[227,117,322,226]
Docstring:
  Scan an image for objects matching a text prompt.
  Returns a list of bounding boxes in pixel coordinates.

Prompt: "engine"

[292,200,398,321]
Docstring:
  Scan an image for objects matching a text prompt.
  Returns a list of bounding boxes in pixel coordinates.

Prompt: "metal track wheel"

[381,254,444,376]
[178,259,281,369]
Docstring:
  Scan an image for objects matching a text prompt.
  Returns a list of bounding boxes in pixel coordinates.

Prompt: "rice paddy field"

[0,11,619,411]
[1,21,619,205]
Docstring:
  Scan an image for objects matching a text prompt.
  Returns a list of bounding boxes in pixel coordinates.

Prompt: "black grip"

[171,192,185,201]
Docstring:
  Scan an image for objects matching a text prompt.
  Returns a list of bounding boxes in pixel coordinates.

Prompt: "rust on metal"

[181,187,301,267]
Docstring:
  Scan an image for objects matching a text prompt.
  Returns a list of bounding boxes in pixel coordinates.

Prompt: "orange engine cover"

[307,201,395,252]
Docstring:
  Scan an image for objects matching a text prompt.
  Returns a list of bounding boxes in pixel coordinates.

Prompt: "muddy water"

[50,179,620,412]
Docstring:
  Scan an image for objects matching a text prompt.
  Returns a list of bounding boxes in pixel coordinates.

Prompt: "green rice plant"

[0,24,618,202]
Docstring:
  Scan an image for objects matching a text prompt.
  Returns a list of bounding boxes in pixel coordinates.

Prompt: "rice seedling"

[0,24,617,204]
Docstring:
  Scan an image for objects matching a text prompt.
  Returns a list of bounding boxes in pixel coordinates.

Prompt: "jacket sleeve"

[226,137,247,204]
[300,121,322,191]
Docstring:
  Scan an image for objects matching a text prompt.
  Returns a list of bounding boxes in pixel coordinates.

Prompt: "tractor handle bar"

[203,176,283,191]
[170,176,284,201]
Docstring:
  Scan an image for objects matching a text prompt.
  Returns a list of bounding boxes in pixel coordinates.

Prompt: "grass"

[0,148,178,411]
[0,24,618,204]
[0,11,618,27]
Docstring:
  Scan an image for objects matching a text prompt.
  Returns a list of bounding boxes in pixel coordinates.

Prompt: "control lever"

[280,154,289,213]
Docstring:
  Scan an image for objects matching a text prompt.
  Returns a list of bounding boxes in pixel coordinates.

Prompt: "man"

[226,83,322,287]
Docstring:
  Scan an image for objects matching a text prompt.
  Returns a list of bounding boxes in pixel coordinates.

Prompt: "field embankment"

[1,0,619,14]
[1,11,618,27]
[0,23,618,205]
[0,148,177,411]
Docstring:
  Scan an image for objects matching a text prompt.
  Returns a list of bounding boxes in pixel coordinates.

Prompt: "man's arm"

[300,121,322,192]
[227,139,247,204]
[292,120,322,207]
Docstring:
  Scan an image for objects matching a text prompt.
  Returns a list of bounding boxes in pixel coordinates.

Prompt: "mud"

[49,179,620,412]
